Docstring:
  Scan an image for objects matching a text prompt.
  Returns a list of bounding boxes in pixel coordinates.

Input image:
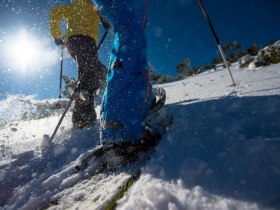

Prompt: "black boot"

[72,99,97,129]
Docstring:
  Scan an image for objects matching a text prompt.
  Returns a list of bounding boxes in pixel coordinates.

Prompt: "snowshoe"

[75,108,173,173]
[102,138,156,170]
[102,112,172,170]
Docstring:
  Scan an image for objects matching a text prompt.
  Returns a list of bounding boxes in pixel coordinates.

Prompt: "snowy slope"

[1,63,280,210]
[118,64,280,210]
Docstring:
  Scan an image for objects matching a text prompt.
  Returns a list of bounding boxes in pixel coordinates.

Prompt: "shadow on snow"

[150,95,280,209]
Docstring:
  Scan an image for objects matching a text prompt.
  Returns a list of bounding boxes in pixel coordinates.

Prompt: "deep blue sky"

[0,0,279,99]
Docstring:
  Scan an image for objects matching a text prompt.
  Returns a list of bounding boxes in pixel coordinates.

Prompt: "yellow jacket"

[50,0,100,43]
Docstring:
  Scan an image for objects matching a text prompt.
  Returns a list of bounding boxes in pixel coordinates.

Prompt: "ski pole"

[197,0,236,86]
[59,48,64,98]
[49,30,108,143]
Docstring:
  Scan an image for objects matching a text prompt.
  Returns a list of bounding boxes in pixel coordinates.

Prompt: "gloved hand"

[54,38,65,48]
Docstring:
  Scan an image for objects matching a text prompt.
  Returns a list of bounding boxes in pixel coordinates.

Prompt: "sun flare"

[4,29,59,74]
[10,31,37,70]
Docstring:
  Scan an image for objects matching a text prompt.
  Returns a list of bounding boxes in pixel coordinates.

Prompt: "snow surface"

[1,63,280,210]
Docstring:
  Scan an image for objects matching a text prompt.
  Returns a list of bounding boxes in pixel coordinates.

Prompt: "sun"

[4,29,59,74]
[6,30,39,72]
[12,31,38,70]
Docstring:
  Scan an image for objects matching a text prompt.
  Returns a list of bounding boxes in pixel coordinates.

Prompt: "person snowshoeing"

[91,0,162,164]
[50,0,107,129]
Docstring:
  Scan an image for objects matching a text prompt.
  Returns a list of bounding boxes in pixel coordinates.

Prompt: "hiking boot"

[72,99,97,129]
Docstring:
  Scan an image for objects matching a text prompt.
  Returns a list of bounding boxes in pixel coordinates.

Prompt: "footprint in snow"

[11,127,17,132]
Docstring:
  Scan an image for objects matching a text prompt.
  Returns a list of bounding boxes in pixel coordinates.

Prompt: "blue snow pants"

[92,0,153,143]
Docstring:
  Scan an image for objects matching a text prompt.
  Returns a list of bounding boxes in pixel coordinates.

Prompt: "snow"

[1,63,280,210]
